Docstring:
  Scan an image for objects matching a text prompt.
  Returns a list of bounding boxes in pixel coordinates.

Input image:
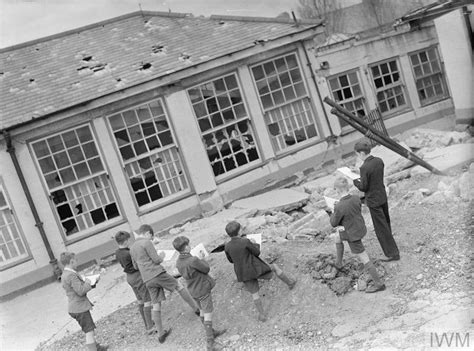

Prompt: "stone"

[421,191,445,204]
[458,171,473,201]
[169,227,183,235]
[416,274,423,280]
[241,216,267,233]
[231,189,310,213]
[385,169,411,184]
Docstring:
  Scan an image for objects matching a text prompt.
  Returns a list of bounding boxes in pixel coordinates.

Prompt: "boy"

[173,236,226,351]
[114,231,154,334]
[224,221,296,322]
[60,252,107,351]
[130,224,199,343]
[329,176,385,293]
[352,139,400,262]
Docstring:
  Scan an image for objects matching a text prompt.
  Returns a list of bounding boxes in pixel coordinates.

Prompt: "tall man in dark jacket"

[352,139,400,261]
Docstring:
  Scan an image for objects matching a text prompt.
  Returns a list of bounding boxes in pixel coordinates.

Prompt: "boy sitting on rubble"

[130,224,199,343]
[328,176,386,293]
[114,231,155,334]
[224,221,297,322]
[173,236,226,351]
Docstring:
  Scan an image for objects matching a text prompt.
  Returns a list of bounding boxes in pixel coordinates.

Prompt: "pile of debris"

[299,253,386,295]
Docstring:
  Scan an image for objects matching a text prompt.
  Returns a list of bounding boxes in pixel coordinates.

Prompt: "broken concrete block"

[241,216,267,233]
[303,174,336,194]
[410,144,474,176]
[458,171,473,201]
[288,213,316,232]
[385,169,411,184]
[421,191,446,204]
[231,188,310,213]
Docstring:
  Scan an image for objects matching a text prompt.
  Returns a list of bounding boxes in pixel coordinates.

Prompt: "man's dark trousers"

[369,202,399,258]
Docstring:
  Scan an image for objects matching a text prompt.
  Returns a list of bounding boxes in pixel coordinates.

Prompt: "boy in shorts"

[329,176,385,293]
[60,252,107,351]
[173,236,226,351]
[114,231,154,334]
[130,224,199,343]
[224,221,296,322]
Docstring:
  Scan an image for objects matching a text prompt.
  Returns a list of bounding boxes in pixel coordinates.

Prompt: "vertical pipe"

[4,131,62,279]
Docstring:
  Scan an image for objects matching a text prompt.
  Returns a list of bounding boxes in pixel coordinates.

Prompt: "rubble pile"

[300,253,386,295]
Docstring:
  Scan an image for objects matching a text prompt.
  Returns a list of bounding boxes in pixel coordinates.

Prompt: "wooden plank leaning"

[323,97,446,176]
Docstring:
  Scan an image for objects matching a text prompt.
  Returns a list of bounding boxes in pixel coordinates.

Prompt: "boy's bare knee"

[152,303,161,311]
[144,301,151,307]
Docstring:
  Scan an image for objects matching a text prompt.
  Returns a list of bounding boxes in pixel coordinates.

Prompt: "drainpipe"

[4,131,62,279]
[462,6,474,50]
[300,40,337,142]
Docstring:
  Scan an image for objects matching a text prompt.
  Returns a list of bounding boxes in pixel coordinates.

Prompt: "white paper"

[190,243,209,259]
[337,166,360,180]
[324,196,338,211]
[82,273,100,286]
[246,233,262,246]
[157,249,177,262]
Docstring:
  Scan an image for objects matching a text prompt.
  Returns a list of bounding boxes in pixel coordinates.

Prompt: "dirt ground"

[37,166,473,350]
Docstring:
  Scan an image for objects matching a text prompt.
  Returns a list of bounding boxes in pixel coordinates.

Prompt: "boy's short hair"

[136,224,154,236]
[172,236,190,252]
[354,139,372,154]
[115,231,131,245]
[334,176,349,191]
[225,221,241,237]
[60,252,75,266]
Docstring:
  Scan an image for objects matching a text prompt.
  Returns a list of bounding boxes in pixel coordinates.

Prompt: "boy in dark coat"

[353,139,400,262]
[224,221,296,322]
[173,236,226,351]
[114,231,154,334]
[60,252,107,351]
[329,177,385,293]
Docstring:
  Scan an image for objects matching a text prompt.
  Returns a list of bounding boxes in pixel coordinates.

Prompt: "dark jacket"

[176,253,215,299]
[353,155,387,207]
[61,268,93,313]
[115,247,139,274]
[330,194,367,241]
[224,236,271,282]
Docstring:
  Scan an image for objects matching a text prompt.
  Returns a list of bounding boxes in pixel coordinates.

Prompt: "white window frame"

[187,73,261,179]
[369,58,409,115]
[0,179,31,269]
[328,70,367,131]
[250,52,320,153]
[107,98,191,210]
[30,124,122,239]
[409,46,448,106]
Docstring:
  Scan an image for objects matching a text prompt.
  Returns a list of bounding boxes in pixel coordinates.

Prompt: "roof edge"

[209,14,323,25]
[0,11,191,53]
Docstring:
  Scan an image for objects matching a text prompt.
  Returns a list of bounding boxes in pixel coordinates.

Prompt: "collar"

[63,267,77,273]
[179,252,192,258]
[340,194,352,200]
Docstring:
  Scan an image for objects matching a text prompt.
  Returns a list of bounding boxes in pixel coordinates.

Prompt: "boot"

[96,344,109,351]
[275,270,297,290]
[143,305,155,334]
[364,262,386,293]
[253,298,267,322]
[205,321,223,351]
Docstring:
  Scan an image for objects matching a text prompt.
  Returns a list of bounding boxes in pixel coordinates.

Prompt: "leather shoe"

[158,328,172,343]
[365,283,386,293]
[381,255,400,262]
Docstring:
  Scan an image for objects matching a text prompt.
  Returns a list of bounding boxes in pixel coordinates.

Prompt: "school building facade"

[0,10,462,298]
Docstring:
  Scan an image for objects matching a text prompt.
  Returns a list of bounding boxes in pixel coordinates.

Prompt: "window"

[328,71,366,129]
[251,53,319,152]
[188,74,260,177]
[109,100,190,207]
[370,59,408,114]
[409,47,448,105]
[0,182,30,267]
[31,125,120,236]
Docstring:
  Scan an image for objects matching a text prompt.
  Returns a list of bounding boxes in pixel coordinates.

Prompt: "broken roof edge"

[0,11,323,53]
[0,10,191,52]
[209,14,324,25]
[0,26,323,133]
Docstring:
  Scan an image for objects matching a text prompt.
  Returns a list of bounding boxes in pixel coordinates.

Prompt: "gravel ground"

[37,166,473,351]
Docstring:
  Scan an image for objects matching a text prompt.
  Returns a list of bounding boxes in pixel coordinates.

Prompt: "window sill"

[0,256,33,271]
[380,106,413,120]
[419,95,450,108]
[64,217,127,245]
[136,190,195,216]
[215,159,264,185]
[274,136,326,159]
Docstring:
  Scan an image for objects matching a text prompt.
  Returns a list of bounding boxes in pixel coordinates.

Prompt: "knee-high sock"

[143,305,154,330]
[335,243,344,267]
[151,310,163,335]
[138,303,146,327]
